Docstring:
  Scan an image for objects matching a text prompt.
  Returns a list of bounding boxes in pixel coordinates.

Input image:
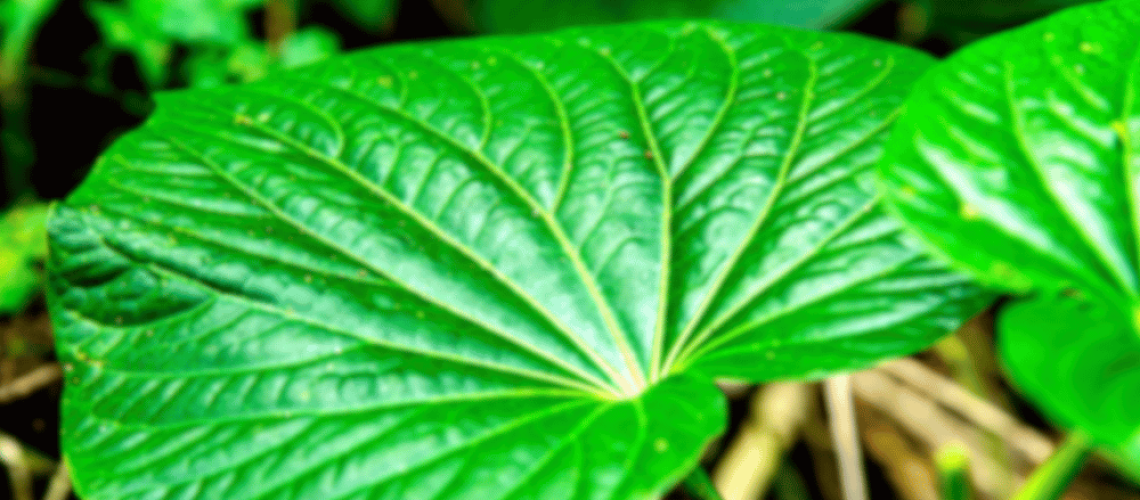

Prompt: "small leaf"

[0,202,48,314]
[0,0,64,81]
[51,22,985,500]
[87,0,262,87]
[880,0,1140,470]
[277,27,342,69]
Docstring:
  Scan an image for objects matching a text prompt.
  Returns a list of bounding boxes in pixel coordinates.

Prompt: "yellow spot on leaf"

[1113,120,1129,142]
[960,203,980,220]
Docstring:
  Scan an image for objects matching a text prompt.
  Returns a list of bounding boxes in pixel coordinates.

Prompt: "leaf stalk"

[1011,432,1094,500]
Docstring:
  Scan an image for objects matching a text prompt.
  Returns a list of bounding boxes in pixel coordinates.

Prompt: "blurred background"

[0,1,1132,499]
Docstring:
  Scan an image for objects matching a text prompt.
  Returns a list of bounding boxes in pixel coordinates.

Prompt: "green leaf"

[1,0,64,84]
[50,22,985,500]
[1000,294,1140,460]
[87,0,263,86]
[186,28,341,89]
[879,0,1140,468]
[1112,434,1140,483]
[184,42,270,88]
[277,27,341,69]
[460,0,884,34]
[0,202,48,313]
[330,0,397,32]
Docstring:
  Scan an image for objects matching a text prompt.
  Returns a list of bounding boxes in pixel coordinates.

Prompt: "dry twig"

[879,359,1053,463]
[713,382,811,500]
[43,464,71,500]
[0,364,61,404]
[0,431,35,500]
[826,376,869,500]
[859,409,939,500]
[852,370,1018,499]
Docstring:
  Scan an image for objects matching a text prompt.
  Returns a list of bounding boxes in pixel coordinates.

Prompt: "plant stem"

[936,445,973,500]
[1012,432,1094,500]
[265,0,298,57]
[0,431,33,500]
[683,467,725,500]
[825,375,869,500]
[0,0,63,202]
[43,464,71,500]
[712,382,811,500]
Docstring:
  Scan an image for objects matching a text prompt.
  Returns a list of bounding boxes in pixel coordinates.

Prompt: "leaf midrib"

[70,223,603,394]
[1002,60,1140,296]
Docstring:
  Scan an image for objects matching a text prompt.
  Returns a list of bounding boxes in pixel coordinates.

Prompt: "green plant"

[879,0,1140,489]
[47,21,987,500]
[87,0,344,88]
[0,202,48,313]
[0,0,63,200]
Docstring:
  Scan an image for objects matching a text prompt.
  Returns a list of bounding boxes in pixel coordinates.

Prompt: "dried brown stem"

[0,364,61,404]
[879,359,1053,463]
[0,431,34,500]
[42,464,71,500]
[712,382,812,500]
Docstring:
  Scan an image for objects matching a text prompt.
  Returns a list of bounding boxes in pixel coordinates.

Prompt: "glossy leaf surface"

[50,22,984,500]
[1000,294,1140,467]
[880,0,1140,465]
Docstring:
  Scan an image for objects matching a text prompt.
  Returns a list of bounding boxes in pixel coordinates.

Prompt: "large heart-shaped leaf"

[50,22,986,500]
[879,0,1140,467]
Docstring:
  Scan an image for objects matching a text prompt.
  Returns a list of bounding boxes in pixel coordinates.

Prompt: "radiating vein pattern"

[878,0,1140,467]
[50,21,984,500]
[880,0,1140,309]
